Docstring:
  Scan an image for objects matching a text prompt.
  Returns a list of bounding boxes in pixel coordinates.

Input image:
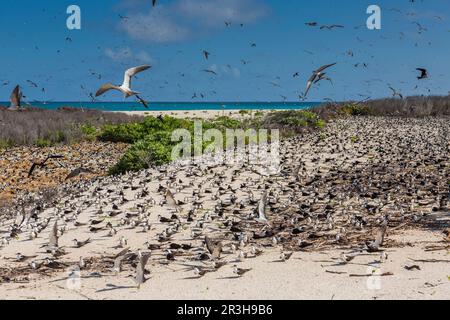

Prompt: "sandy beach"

[0,229,449,300]
[115,109,272,119]
[0,115,448,300]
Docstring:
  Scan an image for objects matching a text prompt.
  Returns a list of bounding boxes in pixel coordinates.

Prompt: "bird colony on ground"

[0,116,448,287]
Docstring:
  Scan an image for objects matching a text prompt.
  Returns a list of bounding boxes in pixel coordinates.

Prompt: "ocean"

[0,101,321,112]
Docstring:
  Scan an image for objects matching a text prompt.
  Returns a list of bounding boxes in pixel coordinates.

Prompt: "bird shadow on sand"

[269,259,287,263]
[181,276,203,280]
[95,283,136,293]
[217,276,240,280]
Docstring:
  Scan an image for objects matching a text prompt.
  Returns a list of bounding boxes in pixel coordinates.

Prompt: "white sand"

[116,110,271,119]
[1,226,448,300]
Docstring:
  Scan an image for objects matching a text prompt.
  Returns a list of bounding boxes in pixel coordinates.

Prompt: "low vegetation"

[105,111,327,175]
[106,115,262,175]
[0,107,143,148]
[313,95,450,118]
[3,94,448,175]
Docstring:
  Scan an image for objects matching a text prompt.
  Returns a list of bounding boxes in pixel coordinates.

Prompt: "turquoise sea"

[0,101,321,112]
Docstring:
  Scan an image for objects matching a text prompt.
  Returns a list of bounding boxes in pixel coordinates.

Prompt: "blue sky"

[0,0,449,102]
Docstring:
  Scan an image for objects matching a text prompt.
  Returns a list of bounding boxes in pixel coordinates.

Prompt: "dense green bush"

[264,110,326,131]
[106,112,328,175]
[99,116,193,144]
[109,133,174,175]
[340,104,374,116]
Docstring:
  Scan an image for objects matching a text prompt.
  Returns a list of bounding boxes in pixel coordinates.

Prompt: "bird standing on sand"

[340,253,356,264]
[279,250,293,262]
[233,265,252,277]
[95,65,151,108]
[73,238,91,248]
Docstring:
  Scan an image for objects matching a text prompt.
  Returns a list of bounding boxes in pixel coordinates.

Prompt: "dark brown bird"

[28,154,64,178]
[416,68,428,80]
[303,63,337,98]
[320,25,344,30]
[203,69,217,76]
[136,95,149,109]
[65,167,93,180]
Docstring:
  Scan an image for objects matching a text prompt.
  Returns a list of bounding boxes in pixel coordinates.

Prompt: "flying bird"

[9,85,22,109]
[366,219,388,252]
[136,95,149,109]
[28,154,64,178]
[416,68,428,80]
[95,65,151,108]
[320,25,344,30]
[204,236,222,260]
[389,86,404,99]
[203,69,218,76]
[256,191,269,223]
[65,167,93,180]
[48,221,59,248]
[303,63,337,98]
[135,251,151,288]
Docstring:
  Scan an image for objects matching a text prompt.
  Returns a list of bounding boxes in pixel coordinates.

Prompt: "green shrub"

[0,139,13,149]
[80,124,98,138]
[109,138,173,175]
[35,138,52,148]
[108,113,328,175]
[99,116,194,144]
[264,110,325,130]
[340,104,373,116]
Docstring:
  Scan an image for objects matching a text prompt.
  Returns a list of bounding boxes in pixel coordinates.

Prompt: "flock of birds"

[5,61,432,110]
[0,116,448,288]
[1,0,446,107]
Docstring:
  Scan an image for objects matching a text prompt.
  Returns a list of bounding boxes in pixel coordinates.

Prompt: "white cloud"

[119,9,190,43]
[104,47,153,64]
[117,0,268,43]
